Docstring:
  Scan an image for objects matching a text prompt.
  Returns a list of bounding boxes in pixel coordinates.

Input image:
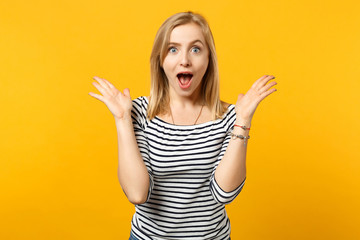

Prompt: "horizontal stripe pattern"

[130,97,245,240]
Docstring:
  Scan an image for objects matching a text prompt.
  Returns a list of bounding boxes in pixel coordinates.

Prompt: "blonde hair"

[147,11,226,120]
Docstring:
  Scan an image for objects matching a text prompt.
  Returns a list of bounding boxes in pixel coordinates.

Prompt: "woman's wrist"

[114,113,133,127]
[233,117,251,136]
[235,117,252,128]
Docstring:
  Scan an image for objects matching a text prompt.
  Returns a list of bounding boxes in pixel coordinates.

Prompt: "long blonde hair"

[147,11,226,120]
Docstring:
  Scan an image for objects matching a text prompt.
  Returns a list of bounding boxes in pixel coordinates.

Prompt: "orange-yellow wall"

[1,0,359,239]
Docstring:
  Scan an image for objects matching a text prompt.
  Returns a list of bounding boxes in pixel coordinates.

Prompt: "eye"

[169,47,177,53]
[191,47,200,53]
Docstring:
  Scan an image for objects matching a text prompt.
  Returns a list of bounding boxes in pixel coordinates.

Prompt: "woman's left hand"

[235,75,277,123]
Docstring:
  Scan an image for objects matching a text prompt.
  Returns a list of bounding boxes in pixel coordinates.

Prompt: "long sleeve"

[209,109,246,205]
[131,97,154,202]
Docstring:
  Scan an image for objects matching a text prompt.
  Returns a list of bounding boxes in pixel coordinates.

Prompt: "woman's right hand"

[89,76,133,120]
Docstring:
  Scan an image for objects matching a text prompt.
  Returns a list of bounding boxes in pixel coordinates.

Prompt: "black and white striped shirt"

[130,96,245,240]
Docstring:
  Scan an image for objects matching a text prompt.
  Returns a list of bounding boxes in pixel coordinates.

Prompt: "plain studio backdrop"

[1,0,359,239]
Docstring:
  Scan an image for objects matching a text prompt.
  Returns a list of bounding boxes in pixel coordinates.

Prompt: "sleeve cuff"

[145,173,154,202]
[210,175,246,205]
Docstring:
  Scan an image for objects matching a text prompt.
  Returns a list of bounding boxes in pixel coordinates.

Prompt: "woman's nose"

[180,52,191,67]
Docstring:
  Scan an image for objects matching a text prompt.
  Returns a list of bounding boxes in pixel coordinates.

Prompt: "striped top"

[130,96,246,240]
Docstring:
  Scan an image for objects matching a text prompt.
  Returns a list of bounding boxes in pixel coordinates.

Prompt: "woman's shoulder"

[132,96,149,121]
[218,101,236,131]
[132,96,149,108]
[219,100,236,122]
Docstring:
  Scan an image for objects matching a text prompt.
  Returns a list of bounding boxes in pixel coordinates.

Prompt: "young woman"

[89,11,277,240]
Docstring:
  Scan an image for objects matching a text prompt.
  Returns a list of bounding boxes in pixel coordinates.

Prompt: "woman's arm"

[214,118,250,192]
[89,77,150,204]
[115,116,150,205]
[214,75,277,192]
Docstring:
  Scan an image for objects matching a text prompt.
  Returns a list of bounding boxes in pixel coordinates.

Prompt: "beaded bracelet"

[234,124,251,130]
[228,132,250,146]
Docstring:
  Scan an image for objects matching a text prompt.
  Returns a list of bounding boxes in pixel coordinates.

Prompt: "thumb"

[123,88,131,98]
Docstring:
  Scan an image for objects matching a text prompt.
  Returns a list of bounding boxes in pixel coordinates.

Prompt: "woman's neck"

[165,94,210,125]
[168,88,203,109]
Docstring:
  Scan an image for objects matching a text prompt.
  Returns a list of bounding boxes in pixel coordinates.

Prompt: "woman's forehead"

[169,23,206,44]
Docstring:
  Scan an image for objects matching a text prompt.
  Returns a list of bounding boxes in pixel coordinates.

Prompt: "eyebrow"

[168,39,204,46]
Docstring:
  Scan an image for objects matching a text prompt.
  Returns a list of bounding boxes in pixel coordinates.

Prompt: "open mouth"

[177,73,193,89]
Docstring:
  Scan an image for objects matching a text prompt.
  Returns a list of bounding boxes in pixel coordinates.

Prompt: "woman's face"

[162,23,209,101]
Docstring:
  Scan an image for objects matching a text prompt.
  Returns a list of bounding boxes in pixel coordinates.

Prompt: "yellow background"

[1,0,359,239]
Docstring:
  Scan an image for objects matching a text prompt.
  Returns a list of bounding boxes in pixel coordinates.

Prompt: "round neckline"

[142,96,233,128]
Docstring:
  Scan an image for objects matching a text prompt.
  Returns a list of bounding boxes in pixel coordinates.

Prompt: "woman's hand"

[235,75,277,123]
[89,76,133,120]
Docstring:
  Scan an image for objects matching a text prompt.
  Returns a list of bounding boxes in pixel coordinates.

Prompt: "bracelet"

[228,132,250,146]
[234,124,250,131]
